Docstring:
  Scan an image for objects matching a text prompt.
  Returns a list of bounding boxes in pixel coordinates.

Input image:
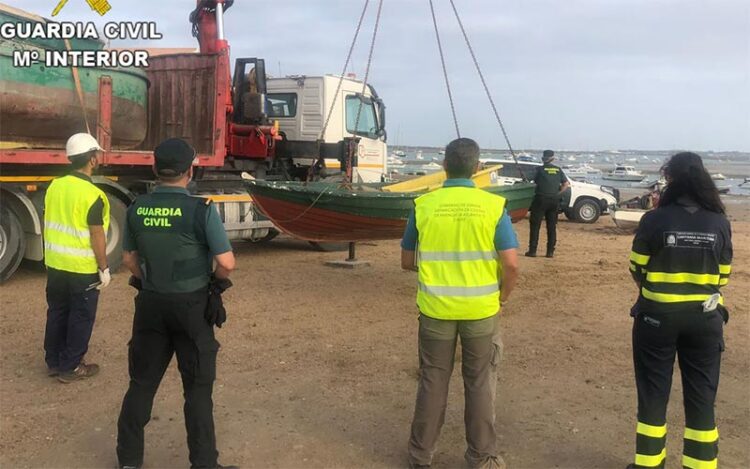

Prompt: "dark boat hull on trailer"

[245,180,536,242]
[0,5,149,150]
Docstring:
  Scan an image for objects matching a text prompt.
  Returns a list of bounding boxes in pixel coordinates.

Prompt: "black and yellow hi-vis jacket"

[629,198,732,313]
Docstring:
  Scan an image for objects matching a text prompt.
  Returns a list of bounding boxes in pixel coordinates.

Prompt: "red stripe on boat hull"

[254,195,530,242]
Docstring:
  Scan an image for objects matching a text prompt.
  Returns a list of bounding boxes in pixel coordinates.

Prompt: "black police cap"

[154,138,196,176]
[542,149,555,162]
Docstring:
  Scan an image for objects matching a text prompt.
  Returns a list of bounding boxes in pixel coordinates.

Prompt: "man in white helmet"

[43,133,111,383]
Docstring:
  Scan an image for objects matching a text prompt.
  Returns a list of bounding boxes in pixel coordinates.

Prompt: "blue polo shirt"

[400,178,519,251]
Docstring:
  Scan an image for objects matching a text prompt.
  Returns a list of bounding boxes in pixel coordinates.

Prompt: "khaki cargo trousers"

[408,313,503,468]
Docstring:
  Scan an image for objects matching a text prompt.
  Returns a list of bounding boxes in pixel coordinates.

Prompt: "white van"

[482,159,619,223]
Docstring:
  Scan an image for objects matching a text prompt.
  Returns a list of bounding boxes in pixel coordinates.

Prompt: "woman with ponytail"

[626,152,732,469]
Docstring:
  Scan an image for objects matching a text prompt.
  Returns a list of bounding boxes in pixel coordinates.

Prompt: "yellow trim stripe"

[0,176,119,183]
[630,251,650,266]
[635,449,666,467]
[0,176,56,182]
[646,272,720,285]
[682,455,717,469]
[641,289,724,304]
[684,427,718,443]
[202,194,253,203]
[719,278,729,286]
[719,264,731,275]
[637,422,667,438]
[629,264,637,272]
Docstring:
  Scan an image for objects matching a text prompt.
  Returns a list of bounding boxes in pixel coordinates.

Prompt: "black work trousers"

[44,267,100,372]
[528,195,559,253]
[117,289,220,469]
[632,309,724,469]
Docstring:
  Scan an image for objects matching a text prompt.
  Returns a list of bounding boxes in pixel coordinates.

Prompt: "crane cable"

[309,0,371,180]
[318,0,370,141]
[447,0,526,180]
[428,0,460,138]
[349,0,385,182]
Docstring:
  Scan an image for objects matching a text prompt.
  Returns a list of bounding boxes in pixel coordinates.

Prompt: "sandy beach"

[1,203,748,469]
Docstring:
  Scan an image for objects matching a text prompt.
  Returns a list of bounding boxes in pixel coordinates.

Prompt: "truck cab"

[266,75,388,182]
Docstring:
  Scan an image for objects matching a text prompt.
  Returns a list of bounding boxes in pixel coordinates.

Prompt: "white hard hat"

[66,133,102,160]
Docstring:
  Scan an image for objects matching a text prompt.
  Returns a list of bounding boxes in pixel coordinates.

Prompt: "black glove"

[128,275,143,291]
[205,275,233,328]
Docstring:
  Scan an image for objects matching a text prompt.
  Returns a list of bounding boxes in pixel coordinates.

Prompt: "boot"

[525,250,537,257]
[57,362,99,383]
[545,249,554,258]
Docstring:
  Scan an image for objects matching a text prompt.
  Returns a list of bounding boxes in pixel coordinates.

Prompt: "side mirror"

[375,97,386,138]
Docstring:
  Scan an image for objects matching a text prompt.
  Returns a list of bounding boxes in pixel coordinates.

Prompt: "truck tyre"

[105,195,127,272]
[249,228,279,243]
[572,198,601,224]
[0,205,26,283]
[564,208,576,221]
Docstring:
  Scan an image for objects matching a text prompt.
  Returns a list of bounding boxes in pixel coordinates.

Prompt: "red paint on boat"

[253,194,530,242]
[253,195,407,242]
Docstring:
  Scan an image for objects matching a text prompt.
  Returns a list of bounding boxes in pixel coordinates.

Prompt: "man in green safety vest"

[115,138,237,469]
[401,138,520,469]
[43,133,111,383]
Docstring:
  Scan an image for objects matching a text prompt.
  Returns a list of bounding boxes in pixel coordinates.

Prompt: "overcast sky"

[23,0,750,151]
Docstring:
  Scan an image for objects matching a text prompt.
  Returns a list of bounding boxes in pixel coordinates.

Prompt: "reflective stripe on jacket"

[415,186,505,320]
[44,175,110,273]
[629,202,732,313]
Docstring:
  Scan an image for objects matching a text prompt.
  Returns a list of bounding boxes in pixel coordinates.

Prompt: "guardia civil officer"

[115,138,237,469]
[628,152,732,469]
[402,138,520,469]
[43,133,111,383]
[526,149,569,258]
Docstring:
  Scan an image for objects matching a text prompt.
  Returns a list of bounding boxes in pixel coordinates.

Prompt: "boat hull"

[246,180,535,242]
[0,8,148,149]
[612,208,646,233]
[602,175,646,182]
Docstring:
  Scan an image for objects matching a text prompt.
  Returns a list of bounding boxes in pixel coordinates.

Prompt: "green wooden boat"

[245,179,536,242]
[0,4,149,150]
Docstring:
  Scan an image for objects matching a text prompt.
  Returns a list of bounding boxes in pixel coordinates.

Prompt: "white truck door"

[342,93,386,183]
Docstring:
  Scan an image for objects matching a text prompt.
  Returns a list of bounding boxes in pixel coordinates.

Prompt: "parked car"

[482,159,619,223]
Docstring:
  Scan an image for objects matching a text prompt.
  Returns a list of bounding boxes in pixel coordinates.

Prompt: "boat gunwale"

[245,179,537,201]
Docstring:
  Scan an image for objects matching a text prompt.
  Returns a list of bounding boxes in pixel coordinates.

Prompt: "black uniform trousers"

[632,309,724,469]
[528,195,559,254]
[117,289,220,469]
[44,267,100,372]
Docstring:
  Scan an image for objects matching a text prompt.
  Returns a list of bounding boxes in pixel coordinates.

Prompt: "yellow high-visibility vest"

[415,186,505,320]
[44,175,110,274]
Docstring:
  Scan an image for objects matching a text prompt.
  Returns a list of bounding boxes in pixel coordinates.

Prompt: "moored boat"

[0,4,149,149]
[244,179,536,242]
[603,165,646,182]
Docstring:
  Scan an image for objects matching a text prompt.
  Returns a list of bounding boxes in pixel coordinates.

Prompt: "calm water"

[387,149,750,195]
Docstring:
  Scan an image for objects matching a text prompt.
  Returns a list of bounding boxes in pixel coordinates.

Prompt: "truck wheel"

[249,228,279,243]
[105,195,127,272]
[564,208,576,221]
[572,198,601,224]
[0,205,26,283]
